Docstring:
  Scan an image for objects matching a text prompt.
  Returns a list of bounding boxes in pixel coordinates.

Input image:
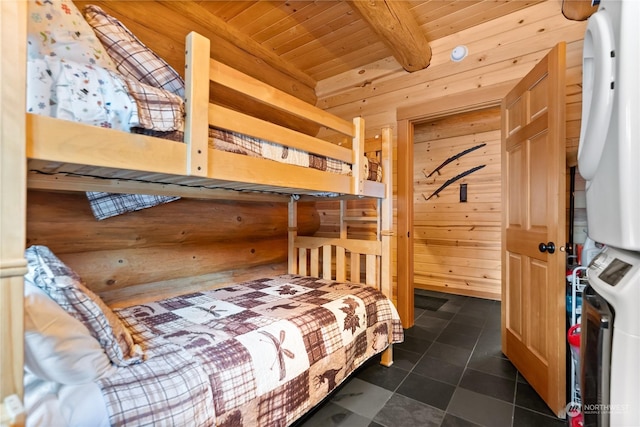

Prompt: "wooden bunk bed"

[25,33,384,201]
[0,2,398,426]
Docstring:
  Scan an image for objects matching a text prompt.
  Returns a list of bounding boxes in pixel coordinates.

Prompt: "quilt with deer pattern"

[97,274,404,426]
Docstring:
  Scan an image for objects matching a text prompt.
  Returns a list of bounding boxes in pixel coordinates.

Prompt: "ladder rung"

[342,216,378,223]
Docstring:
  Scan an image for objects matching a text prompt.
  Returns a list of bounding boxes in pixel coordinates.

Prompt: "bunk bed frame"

[26,31,385,201]
[1,3,394,425]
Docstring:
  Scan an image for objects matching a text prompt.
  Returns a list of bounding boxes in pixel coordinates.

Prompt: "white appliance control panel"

[586,246,640,427]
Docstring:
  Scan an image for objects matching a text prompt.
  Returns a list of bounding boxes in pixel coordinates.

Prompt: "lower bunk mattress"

[27,274,403,426]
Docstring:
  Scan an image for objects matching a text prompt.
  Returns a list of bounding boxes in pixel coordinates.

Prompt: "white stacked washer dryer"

[578,0,640,426]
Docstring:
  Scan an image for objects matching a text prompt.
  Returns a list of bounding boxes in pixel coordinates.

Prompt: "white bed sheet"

[26,57,138,133]
[24,371,109,427]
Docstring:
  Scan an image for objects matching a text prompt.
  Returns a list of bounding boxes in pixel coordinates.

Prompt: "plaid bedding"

[26,0,383,221]
[27,51,382,220]
[100,275,403,426]
[95,126,383,219]
[85,192,181,221]
[210,128,383,182]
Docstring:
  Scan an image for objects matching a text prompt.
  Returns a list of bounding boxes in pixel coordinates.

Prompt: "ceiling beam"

[562,0,598,21]
[160,1,318,90]
[347,0,431,72]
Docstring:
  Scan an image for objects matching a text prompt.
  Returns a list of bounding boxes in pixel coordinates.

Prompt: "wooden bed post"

[288,198,298,275]
[379,126,394,299]
[336,200,347,282]
[1,1,27,424]
[184,32,210,177]
[380,126,394,367]
[352,117,365,195]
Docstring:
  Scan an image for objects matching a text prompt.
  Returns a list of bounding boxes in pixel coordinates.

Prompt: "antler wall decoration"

[423,164,485,201]
[421,143,487,201]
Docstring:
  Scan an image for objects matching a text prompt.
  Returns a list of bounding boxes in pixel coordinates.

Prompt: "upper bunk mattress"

[26,58,382,184]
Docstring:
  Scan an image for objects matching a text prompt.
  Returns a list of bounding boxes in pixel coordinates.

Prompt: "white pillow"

[26,0,115,70]
[45,56,137,132]
[24,281,116,384]
[24,371,110,427]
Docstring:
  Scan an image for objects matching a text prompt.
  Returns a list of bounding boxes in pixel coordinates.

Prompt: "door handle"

[538,242,556,254]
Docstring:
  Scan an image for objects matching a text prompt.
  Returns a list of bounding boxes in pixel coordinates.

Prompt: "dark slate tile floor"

[294,289,568,427]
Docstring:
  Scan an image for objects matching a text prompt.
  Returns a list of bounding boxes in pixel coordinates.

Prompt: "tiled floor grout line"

[443,303,507,427]
[366,307,423,427]
[368,307,443,427]
[413,299,500,427]
[383,307,457,427]
[490,299,517,427]
[301,294,566,427]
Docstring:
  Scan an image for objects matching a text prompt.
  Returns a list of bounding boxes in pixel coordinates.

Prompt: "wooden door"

[501,43,567,417]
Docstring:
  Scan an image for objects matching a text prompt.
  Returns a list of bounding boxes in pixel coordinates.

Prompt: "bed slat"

[336,247,346,282]
[294,237,381,257]
[27,115,188,175]
[350,253,361,283]
[323,245,332,279]
[298,248,307,276]
[366,254,377,286]
[310,248,319,278]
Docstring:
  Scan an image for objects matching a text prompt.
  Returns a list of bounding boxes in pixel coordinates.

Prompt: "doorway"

[397,44,568,416]
[413,106,502,301]
[396,86,508,328]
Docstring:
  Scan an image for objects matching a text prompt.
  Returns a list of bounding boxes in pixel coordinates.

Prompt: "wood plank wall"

[315,199,379,240]
[26,191,319,306]
[413,106,502,299]
[317,1,586,144]
[316,1,587,302]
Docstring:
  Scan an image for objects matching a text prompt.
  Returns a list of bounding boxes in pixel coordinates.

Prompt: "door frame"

[396,82,514,328]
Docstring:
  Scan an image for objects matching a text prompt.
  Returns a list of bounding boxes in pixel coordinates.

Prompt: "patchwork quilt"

[99,275,403,426]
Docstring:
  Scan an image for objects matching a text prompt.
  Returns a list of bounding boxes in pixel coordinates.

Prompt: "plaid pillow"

[25,245,144,367]
[124,76,185,132]
[83,5,185,98]
[367,158,383,182]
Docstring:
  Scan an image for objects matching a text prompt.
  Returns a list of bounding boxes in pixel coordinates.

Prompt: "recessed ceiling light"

[451,45,468,62]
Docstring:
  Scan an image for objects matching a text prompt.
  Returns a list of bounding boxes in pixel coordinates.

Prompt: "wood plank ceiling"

[78,0,596,103]
[196,0,551,83]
